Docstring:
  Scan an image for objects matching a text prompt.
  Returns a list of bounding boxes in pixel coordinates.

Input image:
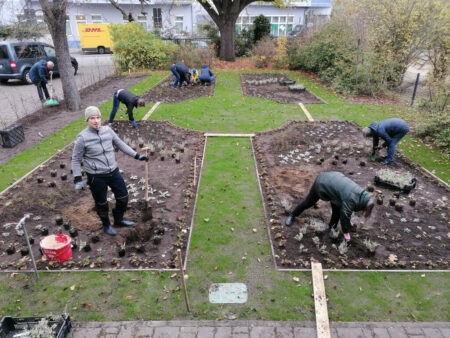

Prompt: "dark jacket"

[313,172,370,231]
[199,64,213,82]
[117,89,140,116]
[175,62,191,84]
[369,118,409,148]
[29,60,48,84]
[72,125,137,177]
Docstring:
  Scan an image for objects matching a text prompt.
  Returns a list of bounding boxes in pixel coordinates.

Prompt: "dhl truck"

[77,24,113,54]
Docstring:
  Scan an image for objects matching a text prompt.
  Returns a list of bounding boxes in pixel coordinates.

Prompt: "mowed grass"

[0,69,448,322]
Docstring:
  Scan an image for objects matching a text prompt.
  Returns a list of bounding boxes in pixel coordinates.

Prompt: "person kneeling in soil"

[191,68,199,85]
[170,62,191,88]
[108,89,145,128]
[362,118,409,165]
[285,171,375,242]
[72,106,149,236]
[198,64,214,85]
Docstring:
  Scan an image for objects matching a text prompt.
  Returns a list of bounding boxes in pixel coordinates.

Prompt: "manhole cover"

[208,283,248,304]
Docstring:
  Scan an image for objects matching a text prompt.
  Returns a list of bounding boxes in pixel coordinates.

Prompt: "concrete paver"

[70,320,450,338]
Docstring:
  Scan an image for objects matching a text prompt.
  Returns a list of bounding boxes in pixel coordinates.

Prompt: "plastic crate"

[374,176,417,193]
[0,123,25,148]
[0,313,71,338]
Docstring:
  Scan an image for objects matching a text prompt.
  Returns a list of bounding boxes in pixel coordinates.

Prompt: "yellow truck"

[77,23,113,54]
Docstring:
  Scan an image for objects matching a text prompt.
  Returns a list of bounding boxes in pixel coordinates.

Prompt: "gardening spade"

[141,147,152,221]
[44,71,59,106]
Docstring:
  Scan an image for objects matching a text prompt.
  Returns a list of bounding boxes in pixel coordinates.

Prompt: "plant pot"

[359,161,366,167]
[118,249,126,257]
[83,244,91,252]
[50,170,57,177]
[55,216,63,225]
[20,247,29,256]
[28,236,34,244]
[69,228,78,238]
[60,162,66,169]
[6,245,15,255]
[91,235,100,243]
[61,173,68,181]
[41,228,49,236]
[48,181,56,188]
[37,177,44,183]
[63,221,71,230]
[153,235,162,245]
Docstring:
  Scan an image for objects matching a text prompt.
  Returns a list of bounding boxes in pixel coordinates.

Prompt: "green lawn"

[0,69,448,322]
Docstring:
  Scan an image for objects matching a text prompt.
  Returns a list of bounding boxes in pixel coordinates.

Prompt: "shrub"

[416,79,450,153]
[253,15,271,44]
[252,37,277,68]
[110,22,175,71]
[234,28,253,57]
[199,24,221,57]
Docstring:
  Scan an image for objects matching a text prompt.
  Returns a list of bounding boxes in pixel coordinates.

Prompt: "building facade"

[4,0,331,49]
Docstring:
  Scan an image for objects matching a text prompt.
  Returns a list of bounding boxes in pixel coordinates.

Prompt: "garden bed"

[140,75,215,103]
[241,74,325,104]
[254,121,449,270]
[0,120,204,271]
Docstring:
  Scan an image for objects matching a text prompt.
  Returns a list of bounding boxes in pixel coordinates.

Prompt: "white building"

[2,0,332,49]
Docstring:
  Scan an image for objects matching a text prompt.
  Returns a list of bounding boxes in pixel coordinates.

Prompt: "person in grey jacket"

[29,60,54,102]
[72,106,149,236]
[285,171,375,242]
[362,118,409,165]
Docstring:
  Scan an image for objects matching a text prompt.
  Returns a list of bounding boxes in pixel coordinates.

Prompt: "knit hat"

[362,127,373,137]
[192,68,197,73]
[85,106,101,121]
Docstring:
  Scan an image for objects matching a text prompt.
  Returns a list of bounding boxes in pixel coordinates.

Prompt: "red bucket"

[40,234,72,262]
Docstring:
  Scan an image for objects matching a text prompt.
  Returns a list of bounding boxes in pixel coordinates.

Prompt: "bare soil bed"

[254,121,449,270]
[0,74,150,165]
[241,73,325,104]
[140,75,215,103]
[0,120,204,271]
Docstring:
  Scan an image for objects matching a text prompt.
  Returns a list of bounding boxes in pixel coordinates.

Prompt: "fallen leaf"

[204,218,210,223]
[170,273,177,279]
[293,277,300,282]
[10,273,17,278]
[395,293,401,298]
[106,274,111,279]
[388,254,398,263]
[70,285,76,291]
[163,296,168,300]
[82,303,91,308]
[125,296,132,300]
[324,275,328,280]
[252,228,257,233]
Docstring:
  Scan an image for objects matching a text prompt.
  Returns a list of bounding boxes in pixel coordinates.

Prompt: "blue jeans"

[108,90,121,123]
[386,130,408,162]
[170,65,180,88]
[87,169,128,205]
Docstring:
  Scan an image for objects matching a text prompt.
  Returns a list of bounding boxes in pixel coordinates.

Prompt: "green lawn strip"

[150,70,305,133]
[325,272,450,322]
[0,72,166,192]
[187,137,314,320]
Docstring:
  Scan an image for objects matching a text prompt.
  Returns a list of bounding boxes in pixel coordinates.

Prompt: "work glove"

[75,181,84,190]
[135,153,149,162]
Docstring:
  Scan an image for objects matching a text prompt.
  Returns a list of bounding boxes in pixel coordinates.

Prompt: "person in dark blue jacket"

[170,62,191,88]
[29,60,54,102]
[198,64,214,85]
[108,89,145,127]
[362,118,409,164]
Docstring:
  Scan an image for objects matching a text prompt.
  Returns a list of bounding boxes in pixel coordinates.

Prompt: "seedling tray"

[0,313,71,338]
[374,175,417,193]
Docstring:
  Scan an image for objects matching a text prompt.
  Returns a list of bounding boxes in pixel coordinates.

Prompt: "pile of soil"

[0,120,204,271]
[140,75,215,103]
[241,73,325,104]
[254,121,449,270]
[0,74,150,165]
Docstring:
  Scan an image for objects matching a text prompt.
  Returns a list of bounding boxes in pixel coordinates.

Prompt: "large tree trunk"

[40,0,81,111]
[217,16,239,61]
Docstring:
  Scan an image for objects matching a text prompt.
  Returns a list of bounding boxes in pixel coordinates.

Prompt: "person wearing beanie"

[29,60,54,103]
[72,106,149,236]
[198,64,214,85]
[285,171,375,242]
[108,89,145,127]
[362,118,409,165]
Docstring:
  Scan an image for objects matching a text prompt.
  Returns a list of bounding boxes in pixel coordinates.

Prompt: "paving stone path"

[71,320,450,337]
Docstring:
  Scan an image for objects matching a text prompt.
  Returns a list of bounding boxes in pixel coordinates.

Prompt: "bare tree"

[39,0,81,111]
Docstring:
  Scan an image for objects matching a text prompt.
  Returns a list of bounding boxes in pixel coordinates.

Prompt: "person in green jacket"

[285,171,375,242]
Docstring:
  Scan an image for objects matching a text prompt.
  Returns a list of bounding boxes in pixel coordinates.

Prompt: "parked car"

[0,41,78,84]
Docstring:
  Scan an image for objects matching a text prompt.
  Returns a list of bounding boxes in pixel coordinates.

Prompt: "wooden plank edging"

[311,260,331,338]
[142,101,161,120]
[298,102,314,121]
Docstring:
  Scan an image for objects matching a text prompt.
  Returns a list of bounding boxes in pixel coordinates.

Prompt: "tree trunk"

[40,0,81,111]
[217,17,237,61]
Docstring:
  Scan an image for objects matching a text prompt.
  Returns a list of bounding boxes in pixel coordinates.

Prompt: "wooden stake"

[143,147,149,201]
[177,249,191,312]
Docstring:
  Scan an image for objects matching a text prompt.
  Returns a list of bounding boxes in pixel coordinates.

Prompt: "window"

[91,14,102,24]
[66,17,72,36]
[35,10,44,25]
[14,44,45,59]
[42,45,56,57]
[0,46,9,59]
[76,15,86,24]
[153,8,162,28]
[137,15,147,30]
[174,16,183,32]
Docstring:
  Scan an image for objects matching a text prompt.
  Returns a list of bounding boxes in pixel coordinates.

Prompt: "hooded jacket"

[117,89,140,117]
[175,62,191,84]
[29,60,48,84]
[199,64,213,82]
[72,126,137,177]
[368,118,409,147]
[313,171,370,231]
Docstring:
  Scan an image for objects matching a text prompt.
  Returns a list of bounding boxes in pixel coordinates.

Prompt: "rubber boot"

[96,202,117,236]
[113,196,135,227]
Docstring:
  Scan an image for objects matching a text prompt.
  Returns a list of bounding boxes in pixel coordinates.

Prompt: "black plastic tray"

[374,176,417,193]
[0,313,71,338]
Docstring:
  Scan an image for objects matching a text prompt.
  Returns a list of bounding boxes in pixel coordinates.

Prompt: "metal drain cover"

[208,283,248,304]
